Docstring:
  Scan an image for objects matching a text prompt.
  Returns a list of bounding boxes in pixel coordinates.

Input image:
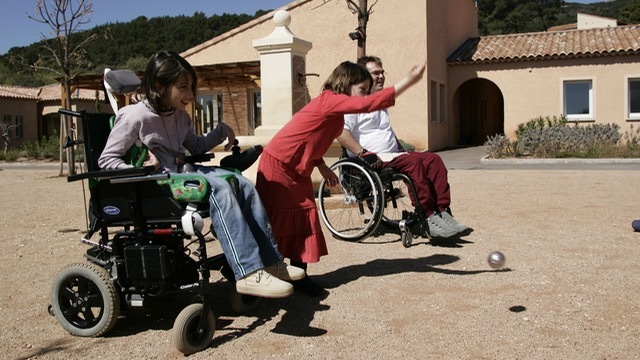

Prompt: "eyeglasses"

[370,70,385,77]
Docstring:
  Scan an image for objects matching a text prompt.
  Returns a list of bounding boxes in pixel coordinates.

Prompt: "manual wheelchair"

[47,71,263,355]
[317,154,432,247]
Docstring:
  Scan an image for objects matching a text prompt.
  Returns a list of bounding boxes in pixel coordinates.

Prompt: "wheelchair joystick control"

[230,139,241,156]
[220,139,263,172]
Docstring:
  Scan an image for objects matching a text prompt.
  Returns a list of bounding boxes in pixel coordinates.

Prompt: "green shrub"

[0,149,20,161]
[22,131,60,160]
[485,115,634,158]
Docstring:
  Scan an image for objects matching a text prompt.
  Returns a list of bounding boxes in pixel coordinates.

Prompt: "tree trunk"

[64,85,76,175]
[357,0,367,58]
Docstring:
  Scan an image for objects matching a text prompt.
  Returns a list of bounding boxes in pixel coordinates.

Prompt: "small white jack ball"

[488,251,506,269]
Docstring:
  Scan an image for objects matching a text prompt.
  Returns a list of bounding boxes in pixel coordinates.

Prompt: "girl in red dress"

[256,60,425,296]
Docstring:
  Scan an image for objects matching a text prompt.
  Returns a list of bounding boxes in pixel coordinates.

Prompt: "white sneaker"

[236,269,293,298]
[264,262,305,281]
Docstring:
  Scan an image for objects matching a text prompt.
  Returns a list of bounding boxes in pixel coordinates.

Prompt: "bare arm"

[336,129,364,155]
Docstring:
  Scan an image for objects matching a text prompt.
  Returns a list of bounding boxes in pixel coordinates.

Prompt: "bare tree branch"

[24,0,96,176]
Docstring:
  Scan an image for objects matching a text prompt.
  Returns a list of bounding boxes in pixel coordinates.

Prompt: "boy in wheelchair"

[337,56,471,240]
[98,50,304,298]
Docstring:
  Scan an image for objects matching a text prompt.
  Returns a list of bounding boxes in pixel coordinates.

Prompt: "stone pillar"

[253,10,312,137]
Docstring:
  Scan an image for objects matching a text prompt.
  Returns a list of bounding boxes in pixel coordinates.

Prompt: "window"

[430,81,438,122]
[439,83,446,123]
[15,116,23,139]
[628,78,640,119]
[563,80,593,120]
[251,90,261,133]
[195,92,222,134]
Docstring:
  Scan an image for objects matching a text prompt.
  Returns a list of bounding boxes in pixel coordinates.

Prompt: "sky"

[0,0,605,55]
[0,0,292,55]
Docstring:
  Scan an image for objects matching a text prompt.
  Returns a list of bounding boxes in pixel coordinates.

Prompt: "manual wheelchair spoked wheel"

[172,303,216,355]
[317,159,384,241]
[50,262,120,337]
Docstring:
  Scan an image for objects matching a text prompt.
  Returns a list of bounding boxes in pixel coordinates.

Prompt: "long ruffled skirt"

[255,152,328,263]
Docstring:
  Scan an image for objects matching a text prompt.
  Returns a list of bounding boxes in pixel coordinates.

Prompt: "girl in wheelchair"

[98,50,304,299]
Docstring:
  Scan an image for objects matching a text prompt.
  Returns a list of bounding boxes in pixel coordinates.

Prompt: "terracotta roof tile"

[0,85,39,100]
[448,25,640,64]
[0,83,104,101]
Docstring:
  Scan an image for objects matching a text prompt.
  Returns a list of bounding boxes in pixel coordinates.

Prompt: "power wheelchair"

[47,71,263,355]
[317,154,432,248]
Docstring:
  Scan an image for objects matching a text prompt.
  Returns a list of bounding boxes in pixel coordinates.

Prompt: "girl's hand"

[318,163,339,187]
[219,123,236,151]
[143,150,160,172]
[394,60,427,97]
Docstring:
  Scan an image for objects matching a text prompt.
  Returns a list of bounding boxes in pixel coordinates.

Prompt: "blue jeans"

[195,166,282,280]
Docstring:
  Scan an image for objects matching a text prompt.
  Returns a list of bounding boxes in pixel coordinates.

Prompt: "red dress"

[256,87,396,263]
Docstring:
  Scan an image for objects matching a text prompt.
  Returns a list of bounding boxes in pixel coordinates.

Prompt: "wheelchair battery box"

[124,245,174,280]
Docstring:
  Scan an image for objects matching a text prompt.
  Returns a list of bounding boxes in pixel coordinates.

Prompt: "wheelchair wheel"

[50,262,119,337]
[172,303,216,355]
[318,159,384,241]
[380,177,415,229]
[229,288,261,313]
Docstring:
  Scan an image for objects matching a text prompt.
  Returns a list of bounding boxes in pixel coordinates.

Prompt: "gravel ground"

[1,165,639,359]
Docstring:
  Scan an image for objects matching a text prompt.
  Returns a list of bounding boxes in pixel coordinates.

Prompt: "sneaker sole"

[236,284,294,298]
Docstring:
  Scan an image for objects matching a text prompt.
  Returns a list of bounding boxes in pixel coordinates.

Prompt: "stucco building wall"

[449,55,640,138]
[183,0,478,151]
[0,98,38,148]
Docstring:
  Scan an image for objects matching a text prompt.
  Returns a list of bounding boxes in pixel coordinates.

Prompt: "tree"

[345,0,378,59]
[18,0,97,176]
[0,123,18,154]
[479,0,564,35]
[621,0,640,24]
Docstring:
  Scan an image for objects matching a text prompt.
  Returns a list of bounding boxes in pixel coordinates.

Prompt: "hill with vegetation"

[0,10,269,87]
[0,0,638,87]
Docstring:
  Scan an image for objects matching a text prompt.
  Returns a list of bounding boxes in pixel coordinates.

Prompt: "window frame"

[626,76,640,120]
[562,78,594,121]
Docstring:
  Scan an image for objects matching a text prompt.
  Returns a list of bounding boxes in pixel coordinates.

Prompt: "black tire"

[172,303,216,355]
[229,287,261,313]
[50,262,119,337]
[318,159,384,241]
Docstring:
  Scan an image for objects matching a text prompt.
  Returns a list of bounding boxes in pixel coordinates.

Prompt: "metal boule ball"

[488,251,506,269]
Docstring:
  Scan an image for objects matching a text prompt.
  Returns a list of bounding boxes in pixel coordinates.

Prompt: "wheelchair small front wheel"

[172,303,216,355]
[318,159,384,241]
[50,262,120,337]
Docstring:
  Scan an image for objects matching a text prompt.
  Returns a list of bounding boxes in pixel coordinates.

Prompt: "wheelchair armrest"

[67,166,156,182]
[185,153,214,164]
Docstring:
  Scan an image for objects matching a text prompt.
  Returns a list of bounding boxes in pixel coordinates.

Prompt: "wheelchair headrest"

[104,69,141,95]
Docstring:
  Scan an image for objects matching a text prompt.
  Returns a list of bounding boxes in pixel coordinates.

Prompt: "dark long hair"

[141,50,198,113]
[322,61,373,95]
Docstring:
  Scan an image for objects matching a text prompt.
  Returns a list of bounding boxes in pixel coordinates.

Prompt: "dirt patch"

[1,166,639,359]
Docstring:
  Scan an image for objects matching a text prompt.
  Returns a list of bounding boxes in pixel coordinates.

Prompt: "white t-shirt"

[343,109,405,161]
